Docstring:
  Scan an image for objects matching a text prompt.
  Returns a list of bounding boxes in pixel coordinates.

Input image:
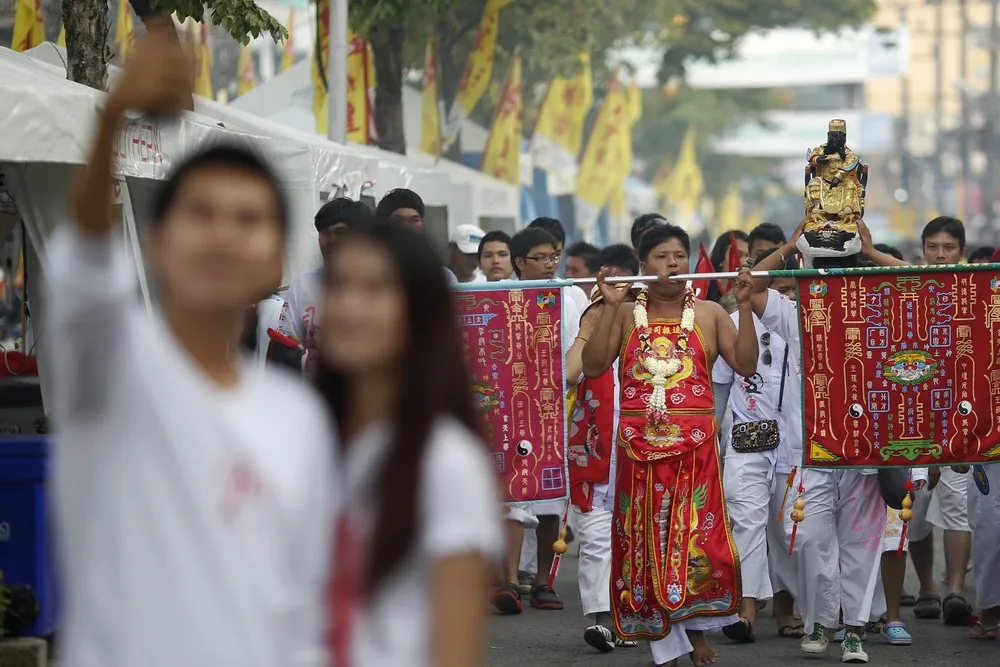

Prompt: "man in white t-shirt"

[45,26,334,667]
[280,197,372,375]
[375,187,458,284]
[447,224,487,283]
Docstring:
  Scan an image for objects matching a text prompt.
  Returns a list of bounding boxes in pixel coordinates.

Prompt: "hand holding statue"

[858,220,875,255]
[595,268,631,308]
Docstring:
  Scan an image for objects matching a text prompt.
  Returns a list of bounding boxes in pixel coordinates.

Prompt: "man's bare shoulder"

[694,298,727,320]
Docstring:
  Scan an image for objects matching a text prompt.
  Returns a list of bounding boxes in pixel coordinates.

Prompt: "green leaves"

[152,0,289,44]
[692,483,707,510]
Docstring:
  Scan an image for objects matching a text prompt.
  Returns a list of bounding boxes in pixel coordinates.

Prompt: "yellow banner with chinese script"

[11,0,44,52]
[420,36,443,156]
[576,77,632,210]
[480,53,522,185]
[531,52,592,187]
[115,0,134,62]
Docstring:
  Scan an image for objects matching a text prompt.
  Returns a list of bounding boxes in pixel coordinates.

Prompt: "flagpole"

[328,0,348,143]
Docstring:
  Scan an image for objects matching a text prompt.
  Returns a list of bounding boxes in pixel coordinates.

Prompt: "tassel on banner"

[788,478,806,555]
[897,476,915,555]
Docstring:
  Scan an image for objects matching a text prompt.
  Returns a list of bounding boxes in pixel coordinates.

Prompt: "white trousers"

[516,500,564,574]
[648,616,736,665]
[865,505,910,621]
[969,464,1000,611]
[910,468,970,540]
[790,469,886,631]
[723,451,786,600]
[768,469,798,598]
[571,505,612,616]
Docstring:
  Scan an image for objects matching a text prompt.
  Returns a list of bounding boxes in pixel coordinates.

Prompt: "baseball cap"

[450,224,487,254]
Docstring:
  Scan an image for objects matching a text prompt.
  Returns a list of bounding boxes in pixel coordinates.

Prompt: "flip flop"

[969,620,999,640]
[943,593,973,626]
[913,594,942,619]
[722,617,755,643]
[777,624,806,638]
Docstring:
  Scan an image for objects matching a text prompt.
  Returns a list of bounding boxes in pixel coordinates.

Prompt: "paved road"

[486,546,998,666]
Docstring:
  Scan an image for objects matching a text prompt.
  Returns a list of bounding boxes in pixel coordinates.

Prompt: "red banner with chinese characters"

[452,286,567,503]
[799,267,1000,468]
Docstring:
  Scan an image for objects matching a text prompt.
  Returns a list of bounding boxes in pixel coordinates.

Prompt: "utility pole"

[933,0,944,213]
[899,5,911,199]
[959,0,971,222]
[327,0,349,143]
[988,0,999,238]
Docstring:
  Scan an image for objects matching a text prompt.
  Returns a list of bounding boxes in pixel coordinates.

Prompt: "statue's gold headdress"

[828,119,847,133]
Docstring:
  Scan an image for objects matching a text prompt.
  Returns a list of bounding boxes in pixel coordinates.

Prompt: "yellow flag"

[664,126,703,221]
[237,46,256,96]
[717,183,743,233]
[346,30,376,144]
[312,0,330,135]
[192,23,214,99]
[420,37,442,156]
[480,53,522,185]
[609,182,626,219]
[531,52,593,173]
[628,81,642,124]
[576,76,632,209]
[447,0,514,134]
[11,0,44,52]
[280,9,296,71]
[115,0,134,62]
[57,26,65,48]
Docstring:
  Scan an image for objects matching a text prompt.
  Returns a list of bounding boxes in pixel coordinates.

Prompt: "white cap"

[450,224,486,254]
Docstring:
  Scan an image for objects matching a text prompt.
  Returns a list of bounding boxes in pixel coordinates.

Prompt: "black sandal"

[722,617,755,643]
[942,593,972,626]
[777,623,806,638]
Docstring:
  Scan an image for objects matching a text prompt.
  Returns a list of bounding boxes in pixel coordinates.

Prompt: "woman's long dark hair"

[316,224,479,595]
[705,230,749,303]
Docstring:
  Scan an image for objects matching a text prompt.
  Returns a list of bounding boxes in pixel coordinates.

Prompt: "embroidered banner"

[452,285,568,503]
[799,266,1000,467]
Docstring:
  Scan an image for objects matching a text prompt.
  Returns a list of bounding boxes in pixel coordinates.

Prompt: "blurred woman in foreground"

[318,224,501,667]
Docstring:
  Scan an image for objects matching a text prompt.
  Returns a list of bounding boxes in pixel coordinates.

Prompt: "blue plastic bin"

[0,436,58,637]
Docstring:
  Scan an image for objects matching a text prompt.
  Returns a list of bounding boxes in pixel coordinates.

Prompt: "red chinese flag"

[990,248,1000,263]
[717,232,743,294]
[690,244,714,299]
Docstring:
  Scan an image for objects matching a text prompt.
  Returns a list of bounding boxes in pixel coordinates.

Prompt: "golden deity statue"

[800,119,869,257]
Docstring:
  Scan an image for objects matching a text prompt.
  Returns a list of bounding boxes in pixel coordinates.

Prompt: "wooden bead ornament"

[559,527,568,540]
[552,539,568,555]
[897,477,915,554]
[787,481,806,555]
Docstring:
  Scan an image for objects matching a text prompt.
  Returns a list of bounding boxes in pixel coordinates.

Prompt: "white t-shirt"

[44,226,335,667]
[280,268,324,375]
[335,416,502,667]
[712,312,793,473]
[255,294,287,369]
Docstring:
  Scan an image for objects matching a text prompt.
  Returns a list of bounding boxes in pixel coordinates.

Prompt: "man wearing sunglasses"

[713,247,802,645]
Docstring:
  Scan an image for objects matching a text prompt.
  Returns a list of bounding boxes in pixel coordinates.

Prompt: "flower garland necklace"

[634,284,696,424]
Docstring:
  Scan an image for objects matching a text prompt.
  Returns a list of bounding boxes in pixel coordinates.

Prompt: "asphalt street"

[485,541,998,666]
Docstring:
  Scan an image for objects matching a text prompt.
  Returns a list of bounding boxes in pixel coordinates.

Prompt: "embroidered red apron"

[569,368,616,512]
[611,319,740,641]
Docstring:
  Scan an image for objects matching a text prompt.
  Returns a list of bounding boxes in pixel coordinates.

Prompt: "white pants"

[791,469,886,631]
[865,505,909,621]
[723,451,779,600]
[768,469,798,597]
[571,505,612,616]
[969,464,1000,611]
[909,468,970,540]
[515,500,563,574]
[648,616,736,665]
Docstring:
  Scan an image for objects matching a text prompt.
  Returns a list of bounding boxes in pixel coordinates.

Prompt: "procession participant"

[966,246,995,263]
[706,230,749,303]
[564,259,640,652]
[747,223,787,261]
[967,463,1000,639]
[631,213,668,254]
[478,230,514,282]
[583,224,758,667]
[376,188,459,285]
[749,221,891,664]
[713,247,801,644]
[46,24,334,667]
[566,241,600,279]
[527,216,591,314]
[282,197,373,375]
[872,243,904,261]
[502,226,584,611]
[447,224,487,283]
[317,223,501,667]
[906,216,974,626]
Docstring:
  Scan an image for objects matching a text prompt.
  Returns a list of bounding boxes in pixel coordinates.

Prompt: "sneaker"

[833,626,867,643]
[583,625,615,653]
[517,571,534,596]
[801,624,829,655]
[615,637,639,648]
[492,583,522,615]
[529,584,564,610]
[841,631,869,663]
[880,621,912,646]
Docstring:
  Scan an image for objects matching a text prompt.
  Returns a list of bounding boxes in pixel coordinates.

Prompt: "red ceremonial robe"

[611,318,740,640]
[568,368,616,512]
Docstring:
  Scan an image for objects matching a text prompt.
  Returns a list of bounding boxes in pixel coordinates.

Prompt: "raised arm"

[859,220,908,267]
[749,220,804,318]
[715,268,758,378]
[581,271,630,378]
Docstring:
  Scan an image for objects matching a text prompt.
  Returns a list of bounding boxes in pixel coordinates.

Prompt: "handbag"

[730,344,790,453]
